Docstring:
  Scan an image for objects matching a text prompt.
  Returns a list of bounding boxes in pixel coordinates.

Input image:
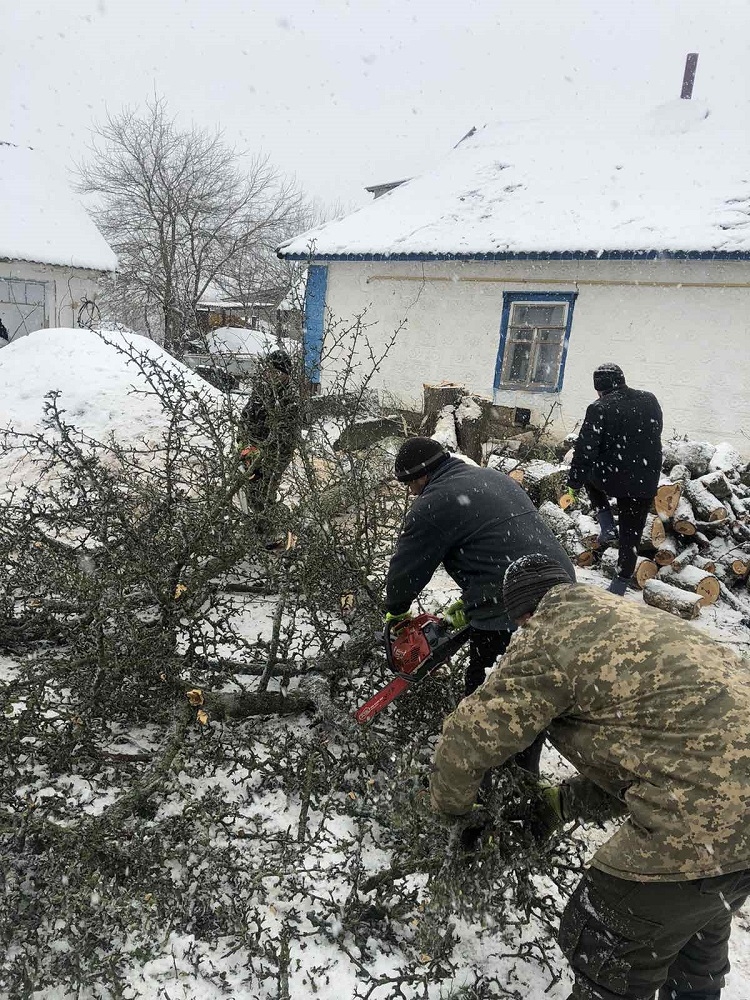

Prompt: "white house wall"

[320,259,750,452]
[0,260,105,343]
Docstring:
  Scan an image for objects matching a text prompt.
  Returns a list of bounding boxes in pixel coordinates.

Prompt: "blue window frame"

[494,291,577,393]
[303,264,328,384]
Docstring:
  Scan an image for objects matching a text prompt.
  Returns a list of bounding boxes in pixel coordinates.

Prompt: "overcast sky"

[3,0,749,210]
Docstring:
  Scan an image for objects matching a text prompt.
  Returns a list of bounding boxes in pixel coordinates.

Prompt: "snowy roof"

[201,326,298,357]
[279,100,750,261]
[0,143,118,272]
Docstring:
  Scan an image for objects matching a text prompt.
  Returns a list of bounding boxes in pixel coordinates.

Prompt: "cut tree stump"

[454,394,490,464]
[432,404,458,450]
[657,565,721,606]
[653,478,682,518]
[643,580,703,619]
[422,382,467,435]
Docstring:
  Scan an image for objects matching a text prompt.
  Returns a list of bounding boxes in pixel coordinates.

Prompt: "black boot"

[595,506,619,547]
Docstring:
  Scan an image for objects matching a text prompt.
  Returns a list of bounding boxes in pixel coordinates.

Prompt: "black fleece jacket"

[385,457,576,630]
[568,385,663,499]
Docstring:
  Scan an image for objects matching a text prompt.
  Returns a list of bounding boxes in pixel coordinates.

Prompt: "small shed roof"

[279,100,750,261]
[0,142,118,272]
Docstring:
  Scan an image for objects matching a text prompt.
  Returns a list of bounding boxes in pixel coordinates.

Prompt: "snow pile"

[280,99,750,258]
[0,328,224,493]
[0,142,117,271]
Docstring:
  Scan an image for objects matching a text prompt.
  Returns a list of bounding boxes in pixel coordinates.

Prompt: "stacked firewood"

[490,439,750,620]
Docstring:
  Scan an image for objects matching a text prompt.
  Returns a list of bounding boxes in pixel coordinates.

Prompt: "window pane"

[532,342,563,386]
[511,303,566,327]
[505,341,531,382]
[25,283,46,306]
[537,327,563,343]
[7,280,25,303]
[507,325,533,342]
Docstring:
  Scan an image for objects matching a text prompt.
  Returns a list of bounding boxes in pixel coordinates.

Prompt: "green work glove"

[384,611,412,630]
[527,782,567,842]
[504,776,567,842]
[443,599,468,630]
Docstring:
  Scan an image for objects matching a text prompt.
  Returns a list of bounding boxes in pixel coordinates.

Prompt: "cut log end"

[634,558,658,590]
[673,518,697,537]
[558,493,574,510]
[695,576,720,606]
[653,482,682,518]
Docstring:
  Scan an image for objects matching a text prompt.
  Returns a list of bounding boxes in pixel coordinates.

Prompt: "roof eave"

[277,248,750,263]
[0,255,118,273]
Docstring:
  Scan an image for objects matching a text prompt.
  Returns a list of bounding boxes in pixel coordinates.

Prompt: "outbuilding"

[0,142,117,345]
[279,98,750,450]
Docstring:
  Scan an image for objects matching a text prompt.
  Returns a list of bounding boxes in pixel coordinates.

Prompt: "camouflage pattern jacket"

[430,583,750,881]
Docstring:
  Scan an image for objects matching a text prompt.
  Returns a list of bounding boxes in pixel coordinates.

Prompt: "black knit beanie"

[593,363,625,392]
[267,349,292,374]
[503,554,575,622]
[394,437,449,482]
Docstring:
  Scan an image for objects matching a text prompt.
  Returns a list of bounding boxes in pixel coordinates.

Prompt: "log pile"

[417,385,750,622]
[497,436,750,620]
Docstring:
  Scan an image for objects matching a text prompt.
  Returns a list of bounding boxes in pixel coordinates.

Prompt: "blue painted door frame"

[303,265,329,383]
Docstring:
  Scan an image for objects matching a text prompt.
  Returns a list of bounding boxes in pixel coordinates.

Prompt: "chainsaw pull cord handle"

[383,619,397,674]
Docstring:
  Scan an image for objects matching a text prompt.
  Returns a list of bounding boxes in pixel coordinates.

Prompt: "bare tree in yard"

[214,197,353,339]
[80,97,303,350]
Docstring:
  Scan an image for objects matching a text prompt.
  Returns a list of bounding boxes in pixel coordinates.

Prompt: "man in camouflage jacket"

[430,554,750,1000]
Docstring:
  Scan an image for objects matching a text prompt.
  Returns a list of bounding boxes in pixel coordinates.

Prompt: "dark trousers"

[560,865,750,999]
[586,484,652,580]
[466,628,544,776]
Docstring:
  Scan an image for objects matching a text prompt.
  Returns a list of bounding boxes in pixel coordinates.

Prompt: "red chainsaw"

[354,613,471,724]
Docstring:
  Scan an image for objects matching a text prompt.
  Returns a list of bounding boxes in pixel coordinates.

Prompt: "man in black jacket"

[568,363,663,595]
[384,438,576,772]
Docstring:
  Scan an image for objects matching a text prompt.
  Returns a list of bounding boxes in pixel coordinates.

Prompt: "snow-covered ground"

[3,330,750,999]
[9,557,749,1000]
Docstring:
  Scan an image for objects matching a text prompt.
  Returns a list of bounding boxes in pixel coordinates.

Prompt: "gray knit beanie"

[503,554,575,622]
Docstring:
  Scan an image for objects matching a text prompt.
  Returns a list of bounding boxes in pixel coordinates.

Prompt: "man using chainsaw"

[384,437,575,771]
[567,363,663,596]
[431,553,750,1000]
